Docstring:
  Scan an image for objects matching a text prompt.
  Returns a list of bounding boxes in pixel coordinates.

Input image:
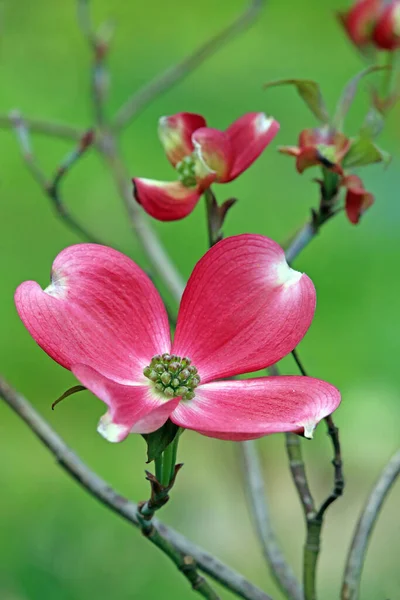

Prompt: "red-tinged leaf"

[264,79,329,123]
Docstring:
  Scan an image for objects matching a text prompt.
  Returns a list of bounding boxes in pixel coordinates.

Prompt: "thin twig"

[0,376,272,600]
[10,112,103,245]
[112,0,265,130]
[316,415,344,521]
[0,113,82,140]
[138,520,222,600]
[341,449,400,600]
[240,441,303,600]
[98,131,186,301]
[285,433,317,521]
[77,0,112,126]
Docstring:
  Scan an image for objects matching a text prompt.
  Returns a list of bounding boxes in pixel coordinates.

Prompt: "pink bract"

[133,112,280,221]
[15,235,340,443]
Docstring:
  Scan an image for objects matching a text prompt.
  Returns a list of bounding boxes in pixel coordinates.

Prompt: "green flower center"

[316,143,337,165]
[176,155,198,188]
[143,353,200,401]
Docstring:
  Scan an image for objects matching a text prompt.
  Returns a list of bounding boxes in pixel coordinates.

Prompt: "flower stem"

[160,434,180,487]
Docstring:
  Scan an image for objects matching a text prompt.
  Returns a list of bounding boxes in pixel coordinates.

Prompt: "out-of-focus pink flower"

[338,0,381,47]
[15,236,340,443]
[373,1,400,49]
[279,127,350,174]
[342,174,374,223]
[132,112,280,221]
[339,0,400,50]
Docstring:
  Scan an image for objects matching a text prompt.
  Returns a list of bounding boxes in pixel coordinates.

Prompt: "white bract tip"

[275,261,303,288]
[97,413,128,443]
[255,113,275,133]
[44,270,68,299]
[303,421,316,439]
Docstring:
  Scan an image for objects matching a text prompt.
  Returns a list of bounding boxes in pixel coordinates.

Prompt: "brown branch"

[0,375,272,600]
[98,130,186,301]
[10,112,103,245]
[240,441,303,600]
[112,0,265,130]
[0,113,82,141]
[316,415,344,521]
[341,449,400,600]
[77,0,113,127]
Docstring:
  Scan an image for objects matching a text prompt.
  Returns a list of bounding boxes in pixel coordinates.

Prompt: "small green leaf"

[332,66,386,131]
[264,79,329,123]
[142,419,180,463]
[343,136,391,168]
[52,385,86,410]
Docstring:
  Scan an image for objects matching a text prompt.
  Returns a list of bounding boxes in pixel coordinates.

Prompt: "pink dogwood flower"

[132,112,280,221]
[15,235,340,443]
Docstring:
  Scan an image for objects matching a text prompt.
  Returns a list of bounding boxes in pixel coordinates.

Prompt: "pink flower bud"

[373,0,400,49]
[338,0,381,47]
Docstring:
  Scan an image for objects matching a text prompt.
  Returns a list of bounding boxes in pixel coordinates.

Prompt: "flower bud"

[338,0,381,48]
[160,372,172,385]
[373,1,400,49]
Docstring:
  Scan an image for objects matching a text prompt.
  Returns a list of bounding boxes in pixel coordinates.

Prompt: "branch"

[285,432,316,521]
[240,441,303,600]
[98,131,186,301]
[10,112,104,245]
[341,449,400,600]
[0,375,272,600]
[138,508,222,600]
[112,0,265,130]
[316,415,344,521]
[0,113,82,141]
[77,0,113,127]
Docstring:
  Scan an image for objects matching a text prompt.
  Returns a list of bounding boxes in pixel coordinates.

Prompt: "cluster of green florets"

[176,155,197,188]
[143,353,200,400]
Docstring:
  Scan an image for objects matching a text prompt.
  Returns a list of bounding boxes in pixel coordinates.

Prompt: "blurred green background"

[1,0,399,598]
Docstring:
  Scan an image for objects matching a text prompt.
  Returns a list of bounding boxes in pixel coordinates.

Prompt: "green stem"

[155,454,163,483]
[160,434,180,487]
[303,519,322,600]
[204,188,218,247]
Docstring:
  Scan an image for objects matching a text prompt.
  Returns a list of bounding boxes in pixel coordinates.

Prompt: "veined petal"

[158,113,207,167]
[15,244,171,383]
[133,178,202,221]
[171,377,341,440]
[225,113,280,181]
[192,127,233,183]
[72,365,179,442]
[172,234,316,383]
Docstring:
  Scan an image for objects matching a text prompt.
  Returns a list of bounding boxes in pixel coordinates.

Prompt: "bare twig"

[284,350,344,600]
[341,449,400,600]
[112,0,265,130]
[316,415,344,521]
[98,131,186,301]
[10,112,103,245]
[240,441,303,600]
[0,376,272,600]
[285,433,317,521]
[0,113,82,141]
[77,0,112,126]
